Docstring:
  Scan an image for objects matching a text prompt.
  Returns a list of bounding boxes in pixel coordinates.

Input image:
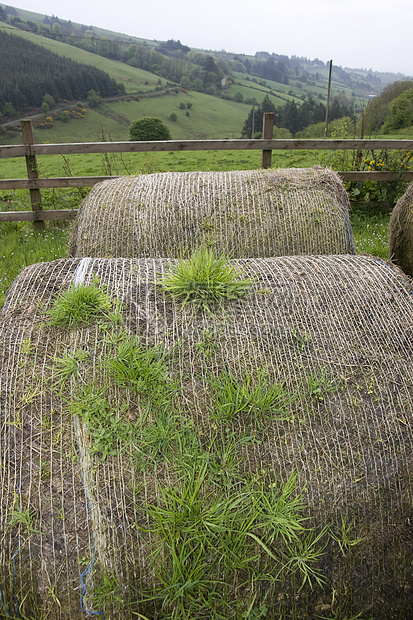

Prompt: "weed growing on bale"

[48,277,113,327]
[138,465,326,618]
[160,248,254,312]
[306,368,338,402]
[69,386,135,460]
[7,505,38,534]
[51,349,89,390]
[88,569,124,608]
[208,368,292,423]
[133,409,185,468]
[330,516,365,557]
[105,333,174,404]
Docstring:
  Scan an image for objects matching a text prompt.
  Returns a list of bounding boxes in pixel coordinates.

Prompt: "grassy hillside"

[0,22,167,94]
[1,3,411,153]
[0,5,392,144]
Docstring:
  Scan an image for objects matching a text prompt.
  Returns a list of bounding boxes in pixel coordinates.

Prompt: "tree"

[241,95,277,138]
[87,89,101,108]
[43,93,55,107]
[2,102,16,116]
[129,117,171,141]
[382,89,413,132]
[180,76,191,90]
[365,80,413,131]
[169,112,177,121]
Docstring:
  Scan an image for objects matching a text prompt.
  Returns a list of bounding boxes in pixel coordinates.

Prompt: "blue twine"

[11,547,20,617]
[0,589,13,618]
[70,260,104,618]
[6,474,29,619]
[73,416,104,618]
[1,276,18,315]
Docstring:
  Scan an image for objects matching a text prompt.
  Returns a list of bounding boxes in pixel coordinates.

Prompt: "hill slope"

[0,3,411,143]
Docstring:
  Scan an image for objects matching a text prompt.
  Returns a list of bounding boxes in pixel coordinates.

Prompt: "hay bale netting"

[69,167,355,258]
[1,255,413,619]
[390,181,413,277]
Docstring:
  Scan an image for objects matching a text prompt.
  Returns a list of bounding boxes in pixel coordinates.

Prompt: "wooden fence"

[1,118,413,224]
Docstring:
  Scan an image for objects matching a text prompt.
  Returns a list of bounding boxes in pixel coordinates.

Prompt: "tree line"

[241,95,351,138]
[0,31,121,115]
[363,80,413,134]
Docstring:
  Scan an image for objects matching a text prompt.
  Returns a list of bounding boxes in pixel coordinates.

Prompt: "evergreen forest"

[0,30,120,112]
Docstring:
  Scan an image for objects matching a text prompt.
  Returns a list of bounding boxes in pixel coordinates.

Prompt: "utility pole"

[324,59,332,139]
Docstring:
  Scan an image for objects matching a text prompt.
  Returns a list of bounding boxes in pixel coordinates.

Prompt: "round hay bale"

[69,167,355,258]
[1,255,412,619]
[389,181,413,277]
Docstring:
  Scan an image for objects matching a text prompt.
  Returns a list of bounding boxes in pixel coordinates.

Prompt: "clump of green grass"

[306,368,339,402]
[208,368,293,423]
[48,278,113,327]
[69,385,135,460]
[105,333,173,404]
[139,465,327,618]
[51,349,89,390]
[160,248,254,312]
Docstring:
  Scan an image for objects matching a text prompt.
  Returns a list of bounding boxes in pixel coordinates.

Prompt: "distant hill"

[0,2,411,142]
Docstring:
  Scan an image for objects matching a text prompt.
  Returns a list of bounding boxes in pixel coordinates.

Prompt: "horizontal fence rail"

[1,118,413,223]
[2,138,413,159]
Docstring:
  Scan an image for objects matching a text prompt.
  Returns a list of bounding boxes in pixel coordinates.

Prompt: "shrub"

[129,117,171,141]
[87,89,101,108]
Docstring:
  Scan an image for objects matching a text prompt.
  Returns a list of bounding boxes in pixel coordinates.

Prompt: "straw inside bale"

[389,181,413,277]
[69,167,355,259]
[1,255,412,619]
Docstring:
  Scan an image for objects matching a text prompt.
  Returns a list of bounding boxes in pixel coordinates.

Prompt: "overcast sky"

[10,0,413,76]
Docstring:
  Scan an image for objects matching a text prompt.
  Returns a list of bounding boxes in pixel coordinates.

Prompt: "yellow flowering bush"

[349,149,413,204]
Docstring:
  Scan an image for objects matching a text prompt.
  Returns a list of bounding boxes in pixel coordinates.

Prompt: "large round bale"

[69,166,355,258]
[1,254,413,619]
[389,181,413,276]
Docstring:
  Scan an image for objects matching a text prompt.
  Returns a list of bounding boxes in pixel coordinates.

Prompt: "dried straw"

[1,255,412,618]
[69,167,355,258]
[389,181,413,277]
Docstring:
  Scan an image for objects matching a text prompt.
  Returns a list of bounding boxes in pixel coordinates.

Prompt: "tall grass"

[0,220,68,309]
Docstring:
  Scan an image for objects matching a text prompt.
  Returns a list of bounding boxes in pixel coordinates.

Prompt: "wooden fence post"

[21,120,44,229]
[261,113,274,169]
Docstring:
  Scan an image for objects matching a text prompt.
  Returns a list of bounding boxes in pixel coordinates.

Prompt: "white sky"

[9,0,413,76]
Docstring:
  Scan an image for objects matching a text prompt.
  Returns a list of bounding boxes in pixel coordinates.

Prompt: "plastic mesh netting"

[389,181,413,277]
[69,167,355,259]
[1,255,412,618]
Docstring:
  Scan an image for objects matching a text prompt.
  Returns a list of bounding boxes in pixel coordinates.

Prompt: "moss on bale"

[69,167,355,259]
[1,255,413,619]
[389,181,413,277]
